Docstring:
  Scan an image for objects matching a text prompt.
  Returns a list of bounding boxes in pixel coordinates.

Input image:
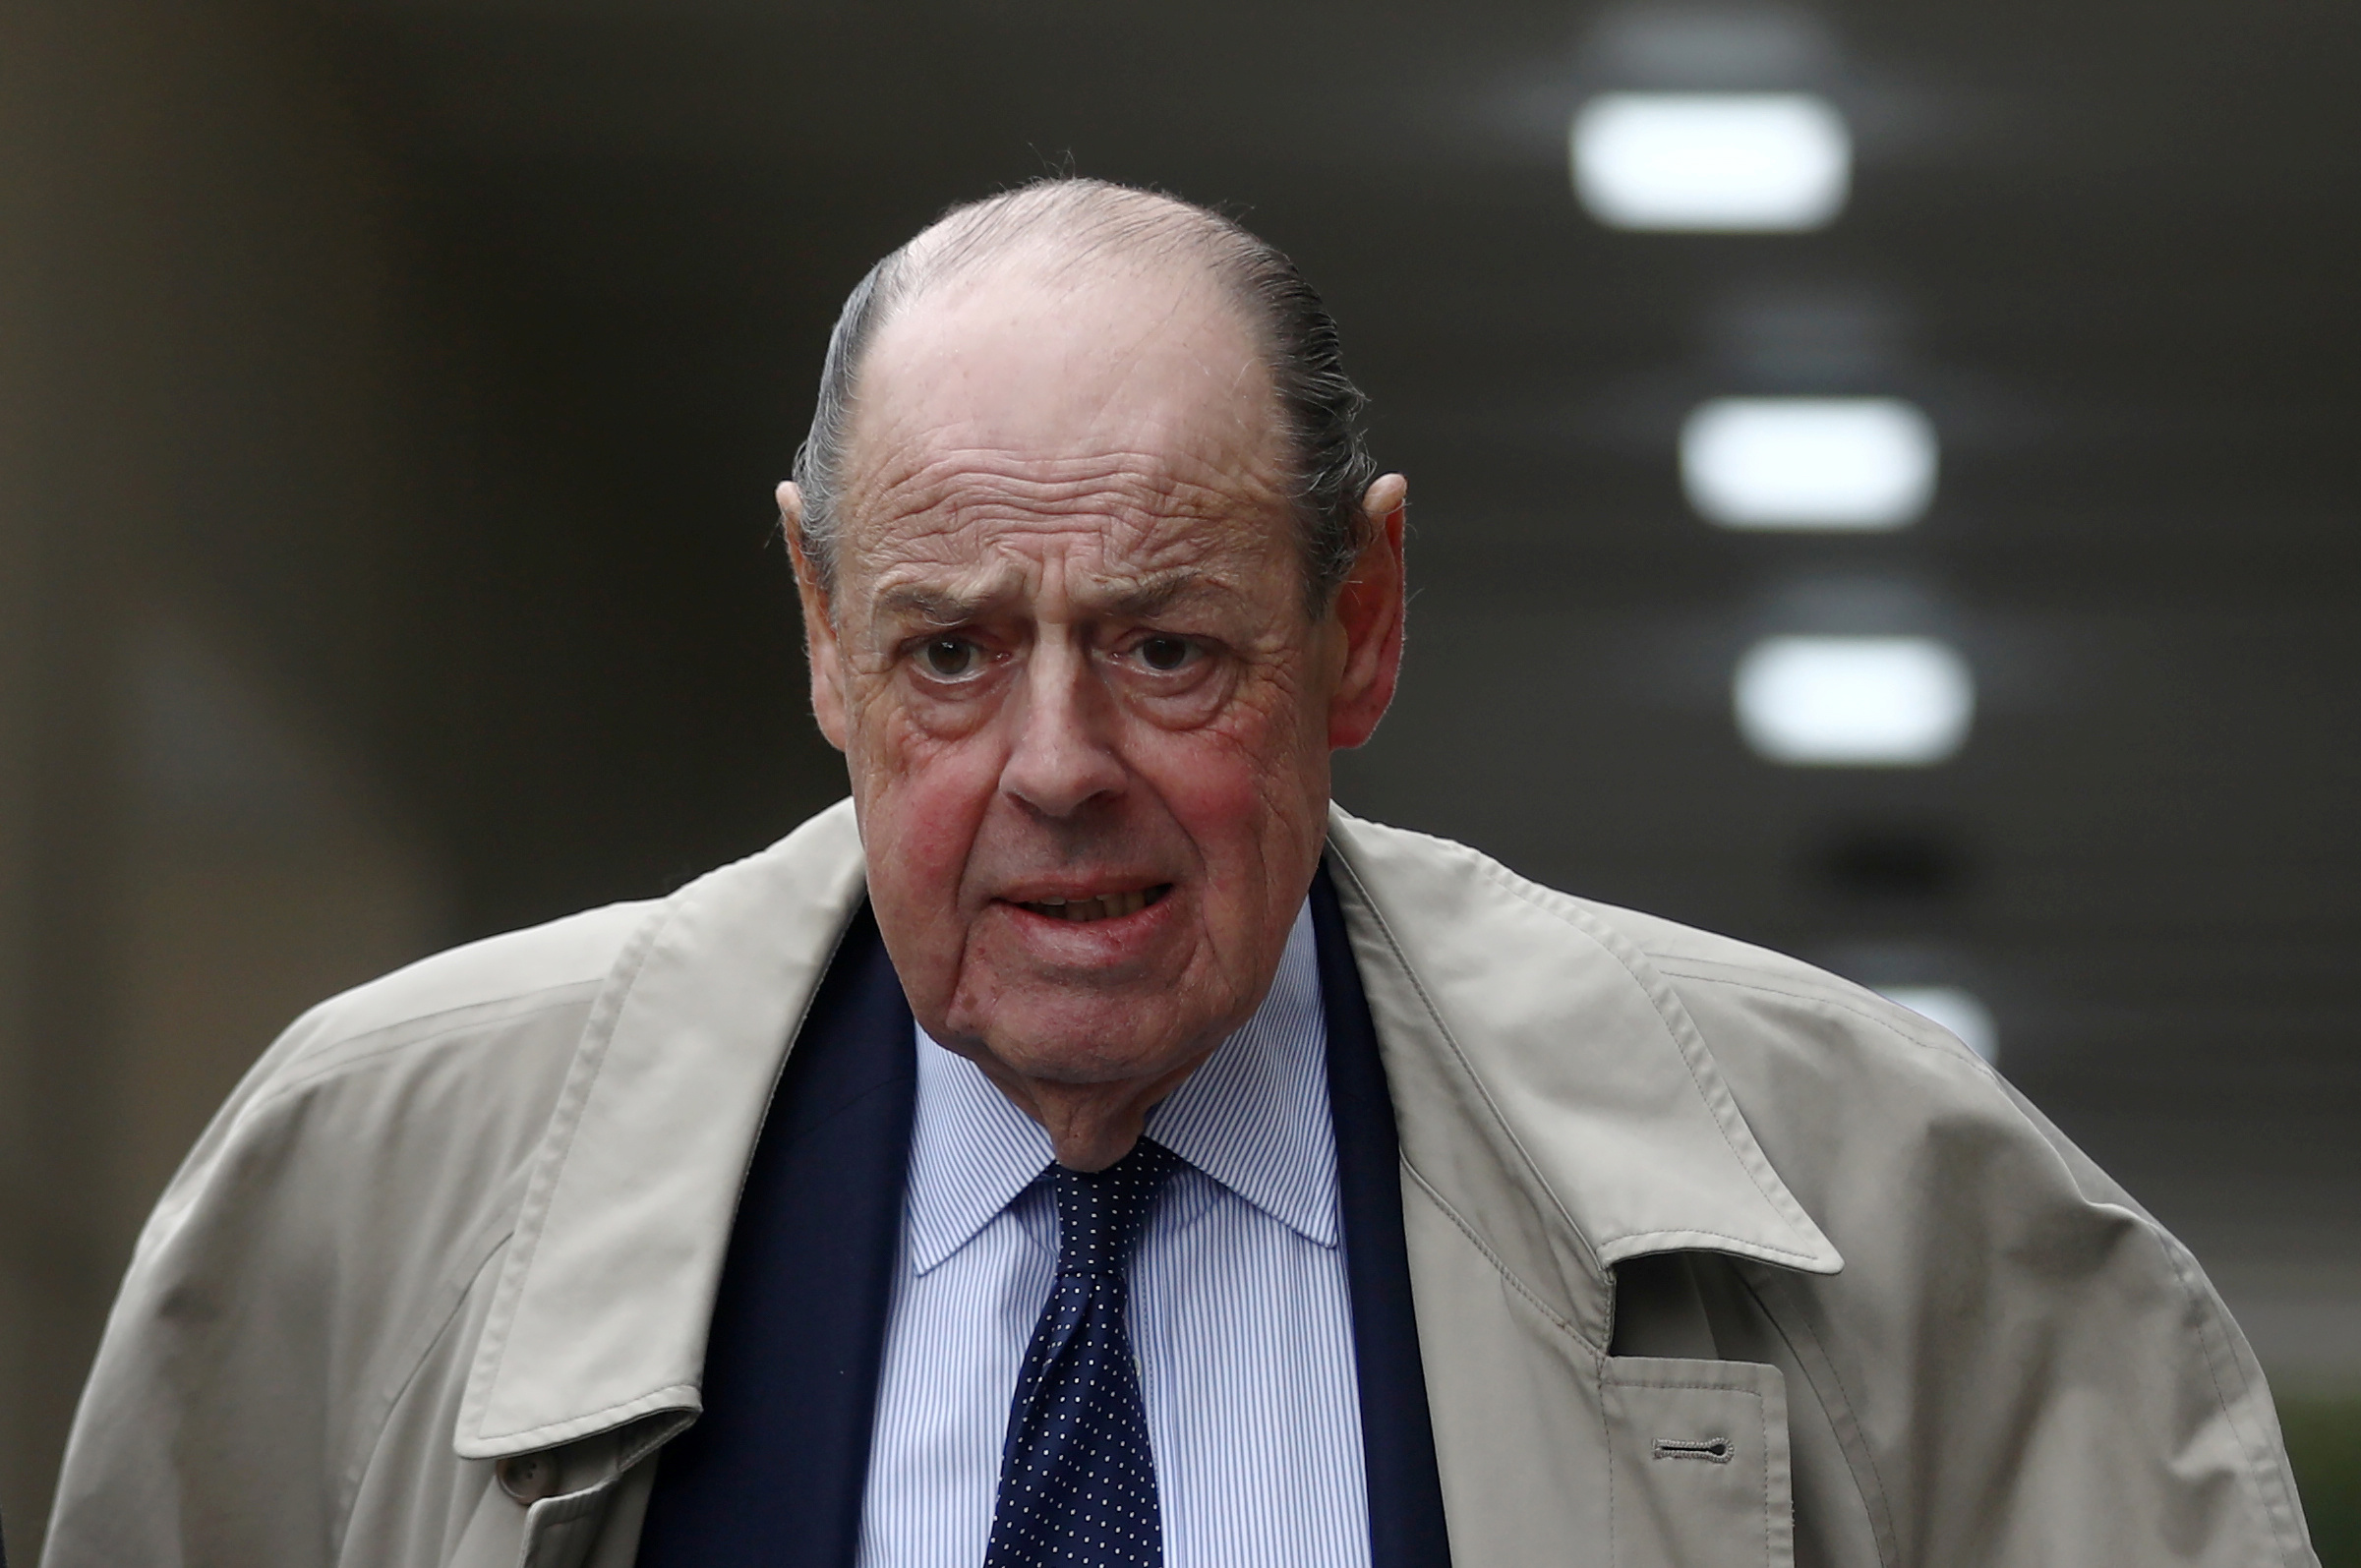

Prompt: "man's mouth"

[1012,885,1173,923]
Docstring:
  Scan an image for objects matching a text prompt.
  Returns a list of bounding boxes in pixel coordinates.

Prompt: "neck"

[963,1048,1215,1171]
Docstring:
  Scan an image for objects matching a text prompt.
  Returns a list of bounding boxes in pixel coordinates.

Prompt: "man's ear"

[780,481,851,753]
[1328,474,1408,750]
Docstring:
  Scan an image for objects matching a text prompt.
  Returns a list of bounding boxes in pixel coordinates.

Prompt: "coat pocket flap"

[1602,1356,1793,1568]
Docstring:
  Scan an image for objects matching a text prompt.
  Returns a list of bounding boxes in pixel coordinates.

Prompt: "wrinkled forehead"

[850,494,1287,627]
[834,257,1296,588]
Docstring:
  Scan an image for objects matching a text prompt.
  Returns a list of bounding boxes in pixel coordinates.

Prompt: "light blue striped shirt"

[856,901,1369,1568]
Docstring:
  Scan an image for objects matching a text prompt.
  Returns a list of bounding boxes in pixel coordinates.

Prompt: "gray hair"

[789,179,1380,613]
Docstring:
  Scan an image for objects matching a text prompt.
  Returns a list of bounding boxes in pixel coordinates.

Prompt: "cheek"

[1132,676,1329,876]
[850,706,1004,918]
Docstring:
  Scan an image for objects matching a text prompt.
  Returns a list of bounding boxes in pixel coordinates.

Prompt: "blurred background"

[0,0,2355,1555]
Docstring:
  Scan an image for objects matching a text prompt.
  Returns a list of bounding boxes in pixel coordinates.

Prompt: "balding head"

[792,179,1377,613]
[778,180,1407,1171]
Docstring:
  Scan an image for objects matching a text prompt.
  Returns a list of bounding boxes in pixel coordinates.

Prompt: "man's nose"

[999,644,1125,819]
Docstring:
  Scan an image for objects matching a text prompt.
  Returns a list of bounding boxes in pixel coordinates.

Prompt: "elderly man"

[47,181,2315,1568]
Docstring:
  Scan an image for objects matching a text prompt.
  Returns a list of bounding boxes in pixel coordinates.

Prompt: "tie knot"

[1049,1138,1177,1276]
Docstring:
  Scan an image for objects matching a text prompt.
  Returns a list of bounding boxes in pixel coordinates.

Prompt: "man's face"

[795,257,1397,1108]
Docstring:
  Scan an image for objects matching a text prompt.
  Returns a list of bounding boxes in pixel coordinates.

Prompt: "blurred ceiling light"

[1682,396,1936,529]
[1572,92,1849,231]
[1734,635,1974,765]
[1879,984,1998,1063]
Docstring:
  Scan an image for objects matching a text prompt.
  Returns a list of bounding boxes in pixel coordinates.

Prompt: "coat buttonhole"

[1652,1435,1734,1464]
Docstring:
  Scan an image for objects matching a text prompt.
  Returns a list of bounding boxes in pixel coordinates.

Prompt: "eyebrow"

[870,568,1217,627]
[873,584,999,626]
[1098,569,1207,620]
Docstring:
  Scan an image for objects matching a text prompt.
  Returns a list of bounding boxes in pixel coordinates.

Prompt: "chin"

[954,987,1221,1088]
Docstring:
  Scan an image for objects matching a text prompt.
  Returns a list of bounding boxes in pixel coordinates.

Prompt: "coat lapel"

[457,802,870,1460]
[632,900,914,1568]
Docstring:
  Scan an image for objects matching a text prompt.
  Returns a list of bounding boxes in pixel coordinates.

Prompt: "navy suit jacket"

[636,870,1450,1567]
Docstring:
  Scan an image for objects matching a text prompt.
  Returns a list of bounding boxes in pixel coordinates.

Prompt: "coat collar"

[1322,808,1839,1350]
[457,799,1836,1457]
[457,802,869,1459]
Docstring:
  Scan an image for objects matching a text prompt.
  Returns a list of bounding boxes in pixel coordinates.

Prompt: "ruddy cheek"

[856,714,984,896]
[862,799,973,1020]
[1140,698,1291,825]
[873,766,981,887]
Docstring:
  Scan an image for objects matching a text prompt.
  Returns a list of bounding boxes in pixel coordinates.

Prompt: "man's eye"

[1137,635,1195,672]
[921,637,981,678]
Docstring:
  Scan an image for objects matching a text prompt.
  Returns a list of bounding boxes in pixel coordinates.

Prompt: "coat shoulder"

[151,898,663,1267]
[1328,808,2111,1230]
[1585,900,1997,1074]
[1330,808,1990,1082]
[275,899,654,1074]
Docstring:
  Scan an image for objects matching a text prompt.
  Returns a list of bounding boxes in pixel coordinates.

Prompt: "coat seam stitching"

[1763,1385,1774,1566]
[469,900,676,1427]
[1604,1343,1618,1568]
[237,986,606,1129]
[1649,966,1992,1069]
[1401,1160,1597,1351]
[1459,853,1830,1247]
[336,1222,515,1547]
[1736,1266,1903,1568]
[476,1387,703,1452]
[2152,1230,2312,1562]
[1598,1224,1827,1258]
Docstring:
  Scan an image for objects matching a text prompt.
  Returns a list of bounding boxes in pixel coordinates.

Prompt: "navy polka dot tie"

[984,1137,1179,1568]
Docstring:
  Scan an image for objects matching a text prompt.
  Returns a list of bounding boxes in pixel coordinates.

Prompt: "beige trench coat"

[46,802,2318,1567]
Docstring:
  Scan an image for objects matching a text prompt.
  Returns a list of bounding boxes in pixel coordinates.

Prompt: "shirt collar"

[1146,902,1336,1247]
[905,1028,1055,1275]
[906,898,1336,1274]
